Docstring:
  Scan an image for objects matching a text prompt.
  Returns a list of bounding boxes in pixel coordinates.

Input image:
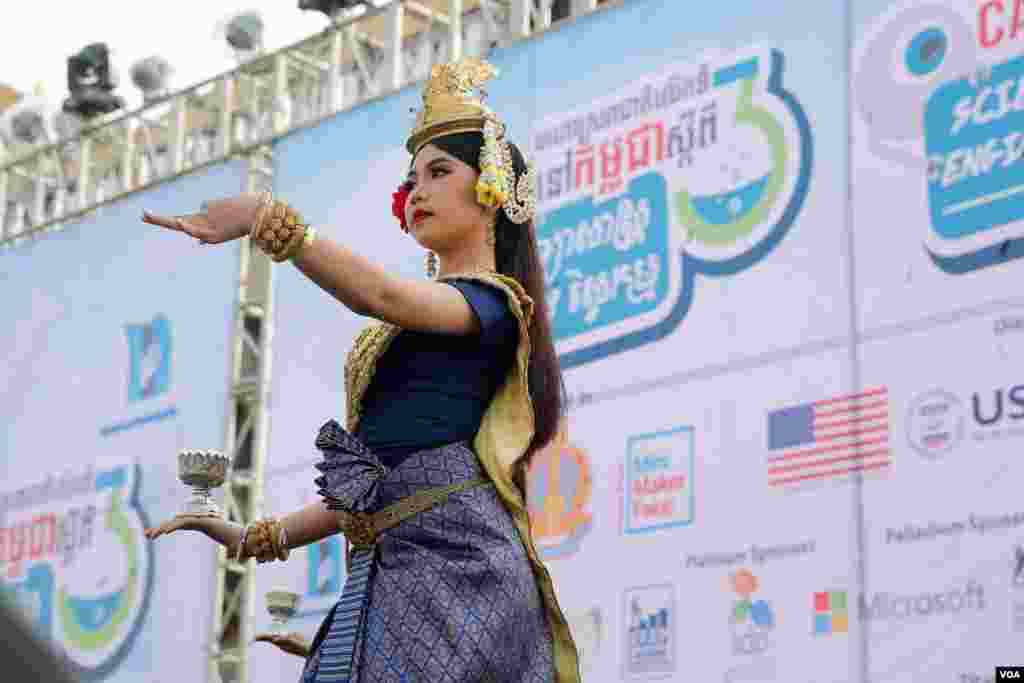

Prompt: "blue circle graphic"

[905,27,948,76]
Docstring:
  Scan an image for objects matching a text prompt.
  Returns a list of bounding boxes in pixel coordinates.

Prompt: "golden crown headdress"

[406,57,536,225]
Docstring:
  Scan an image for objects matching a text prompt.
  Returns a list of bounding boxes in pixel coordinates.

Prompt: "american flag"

[766,387,890,488]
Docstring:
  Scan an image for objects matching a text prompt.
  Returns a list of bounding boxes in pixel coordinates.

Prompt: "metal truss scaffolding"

[0,2,609,681]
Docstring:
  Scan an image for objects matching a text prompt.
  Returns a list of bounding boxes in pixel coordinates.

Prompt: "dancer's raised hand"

[141,194,264,245]
[144,514,239,553]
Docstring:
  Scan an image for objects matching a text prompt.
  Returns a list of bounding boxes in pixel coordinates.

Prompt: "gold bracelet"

[246,518,291,563]
[272,225,308,263]
[249,191,274,242]
[249,519,276,563]
[255,201,304,261]
[270,525,290,561]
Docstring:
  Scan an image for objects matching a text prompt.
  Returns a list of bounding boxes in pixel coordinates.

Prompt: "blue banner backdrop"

[0,160,244,683]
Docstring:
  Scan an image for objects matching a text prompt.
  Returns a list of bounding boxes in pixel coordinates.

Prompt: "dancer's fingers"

[143,515,198,539]
[143,211,211,241]
[142,211,187,231]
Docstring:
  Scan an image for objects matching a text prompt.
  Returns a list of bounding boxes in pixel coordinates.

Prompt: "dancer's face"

[405,144,492,253]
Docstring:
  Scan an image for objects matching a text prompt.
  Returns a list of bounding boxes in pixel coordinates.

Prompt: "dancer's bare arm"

[278,501,341,549]
[142,198,482,335]
[145,501,340,554]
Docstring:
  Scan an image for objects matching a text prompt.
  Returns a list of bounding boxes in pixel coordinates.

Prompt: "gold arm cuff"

[272,225,307,262]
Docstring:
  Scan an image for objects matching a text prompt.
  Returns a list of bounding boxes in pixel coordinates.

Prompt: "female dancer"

[143,57,580,682]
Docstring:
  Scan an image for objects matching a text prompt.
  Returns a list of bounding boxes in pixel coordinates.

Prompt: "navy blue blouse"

[354,279,519,469]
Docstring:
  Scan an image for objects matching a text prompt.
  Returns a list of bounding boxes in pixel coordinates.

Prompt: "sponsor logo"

[906,389,964,458]
[0,462,153,681]
[624,584,675,679]
[854,4,978,169]
[621,426,694,535]
[924,53,1024,271]
[972,384,1024,437]
[766,387,890,491]
[860,581,985,622]
[527,441,593,560]
[728,569,775,655]
[102,315,177,437]
[534,46,812,368]
[724,569,776,682]
[812,590,848,635]
[905,382,1024,455]
[854,4,1024,273]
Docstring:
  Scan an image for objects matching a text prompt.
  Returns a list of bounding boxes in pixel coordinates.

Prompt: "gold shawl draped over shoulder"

[342,271,581,683]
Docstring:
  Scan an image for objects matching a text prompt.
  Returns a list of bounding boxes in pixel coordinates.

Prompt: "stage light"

[130,56,174,105]
[297,1,374,20]
[213,11,266,66]
[0,94,54,146]
[61,43,125,119]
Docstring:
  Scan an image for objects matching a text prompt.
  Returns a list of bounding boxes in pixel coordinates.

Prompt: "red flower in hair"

[392,182,412,232]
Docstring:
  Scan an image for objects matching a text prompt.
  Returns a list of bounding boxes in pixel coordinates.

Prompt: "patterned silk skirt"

[301,420,555,682]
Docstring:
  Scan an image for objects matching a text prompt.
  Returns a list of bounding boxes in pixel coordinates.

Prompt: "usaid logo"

[906,389,965,459]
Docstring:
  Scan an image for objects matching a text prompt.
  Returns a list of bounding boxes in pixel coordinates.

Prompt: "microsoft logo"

[813,590,848,635]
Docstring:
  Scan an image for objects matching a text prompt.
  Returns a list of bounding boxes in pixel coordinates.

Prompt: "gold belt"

[337,478,491,551]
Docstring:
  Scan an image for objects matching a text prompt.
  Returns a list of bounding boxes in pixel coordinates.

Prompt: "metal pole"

[449,0,464,61]
[169,97,187,175]
[208,144,275,683]
[329,25,345,114]
[0,169,8,241]
[121,120,136,193]
[509,0,532,39]
[274,54,291,136]
[78,136,93,212]
[382,0,406,91]
[217,76,234,159]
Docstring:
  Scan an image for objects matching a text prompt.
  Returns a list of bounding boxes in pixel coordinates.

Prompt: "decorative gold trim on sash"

[337,478,490,551]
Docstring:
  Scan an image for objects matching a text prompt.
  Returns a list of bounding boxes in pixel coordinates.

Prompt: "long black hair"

[424,131,565,493]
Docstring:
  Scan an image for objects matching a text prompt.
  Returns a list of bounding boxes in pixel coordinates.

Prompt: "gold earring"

[425,251,438,279]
